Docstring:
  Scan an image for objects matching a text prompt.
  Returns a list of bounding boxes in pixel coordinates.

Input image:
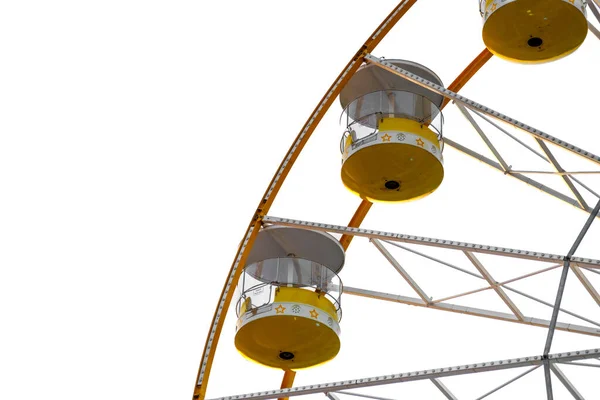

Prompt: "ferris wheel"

[193,1,600,399]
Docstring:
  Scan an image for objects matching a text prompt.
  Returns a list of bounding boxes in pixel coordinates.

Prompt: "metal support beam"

[431,379,458,400]
[535,139,589,210]
[464,251,525,321]
[372,239,430,303]
[343,286,600,336]
[364,54,600,167]
[209,348,600,400]
[475,365,540,400]
[550,364,586,400]
[571,265,600,307]
[544,199,600,355]
[444,138,592,215]
[263,216,600,268]
[456,103,510,172]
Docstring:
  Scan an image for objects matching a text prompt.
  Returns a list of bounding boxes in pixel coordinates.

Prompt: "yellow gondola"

[339,60,445,203]
[234,226,345,369]
[480,0,588,63]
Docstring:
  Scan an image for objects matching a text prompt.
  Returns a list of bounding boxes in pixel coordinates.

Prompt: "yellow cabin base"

[235,288,341,370]
[482,0,587,64]
[341,118,444,203]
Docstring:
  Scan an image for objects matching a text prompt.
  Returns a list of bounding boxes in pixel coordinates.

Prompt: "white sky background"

[1,1,600,399]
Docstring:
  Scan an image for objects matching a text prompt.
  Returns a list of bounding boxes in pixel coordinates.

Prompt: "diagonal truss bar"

[332,391,395,400]
[544,198,600,355]
[443,138,594,215]
[209,349,600,400]
[456,103,510,172]
[364,54,600,167]
[549,364,586,400]
[371,239,430,303]
[469,108,550,162]
[571,265,600,307]
[430,379,458,400]
[432,263,562,304]
[262,216,600,268]
[589,21,600,40]
[475,365,540,400]
[463,251,525,321]
[344,286,600,337]
[535,139,589,210]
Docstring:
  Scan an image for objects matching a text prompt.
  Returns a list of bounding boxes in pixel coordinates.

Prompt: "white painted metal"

[550,364,586,400]
[463,251,524,321]
[535,139,588,210]
[571,265,600,307]
[209,348,600,400]
[371,239,430,304]
[474,365,540,400]
[343,286,600,337]
[456,103,509,172]
[430,378,458,400]
[262,216,600,268]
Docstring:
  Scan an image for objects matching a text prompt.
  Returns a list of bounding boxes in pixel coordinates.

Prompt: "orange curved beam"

[192,2,418,399]
[338,48,493,249]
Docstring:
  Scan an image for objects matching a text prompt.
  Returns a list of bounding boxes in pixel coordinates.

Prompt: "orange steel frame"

[192,1,493,398]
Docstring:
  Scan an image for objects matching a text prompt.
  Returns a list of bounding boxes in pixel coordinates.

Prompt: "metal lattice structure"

[193,1,600,399]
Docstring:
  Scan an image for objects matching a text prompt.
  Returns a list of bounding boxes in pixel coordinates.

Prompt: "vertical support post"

[278,370,296,400]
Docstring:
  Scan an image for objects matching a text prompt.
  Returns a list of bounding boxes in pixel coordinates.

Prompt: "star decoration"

[491,3,497,11]
[416,138,425,147]
[568,0,574,3]
[275,304,286,314]
[309,309,319,318]
[381,133,391,142]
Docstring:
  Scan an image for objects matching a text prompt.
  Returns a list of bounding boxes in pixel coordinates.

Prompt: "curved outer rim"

[192,1,494,398]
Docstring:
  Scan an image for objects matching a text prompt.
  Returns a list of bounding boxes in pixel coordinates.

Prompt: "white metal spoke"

[209,349,600,400]
[503,286,600,328]
[333,391,395,400]
[475,365,541,400]
[456,103,510,172]
[571,265,600,307]
[262,216,600,268]
[550,364,586,400]
[364,54,600,166]
[432,264,562,304]
[469,108,549,161]
[382,240,483,279]
[510,170,600,176]
[464,251,524,321]
[559,361,600,368]
[544,198,600,355]
[444,138,590,214]
[588,21,600,40]
[371,239,430,304]
[326,393,341,400]
[535,139,589,210]
[431,378,458,400]
[343,286,600,337]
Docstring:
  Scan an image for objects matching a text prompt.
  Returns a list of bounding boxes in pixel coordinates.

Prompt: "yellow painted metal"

[278,370,297,400]
[234,289,340,369]
[192,2,418,398]
[341,118,443,203]
[482,0,587,63]
[339,199,373,251]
